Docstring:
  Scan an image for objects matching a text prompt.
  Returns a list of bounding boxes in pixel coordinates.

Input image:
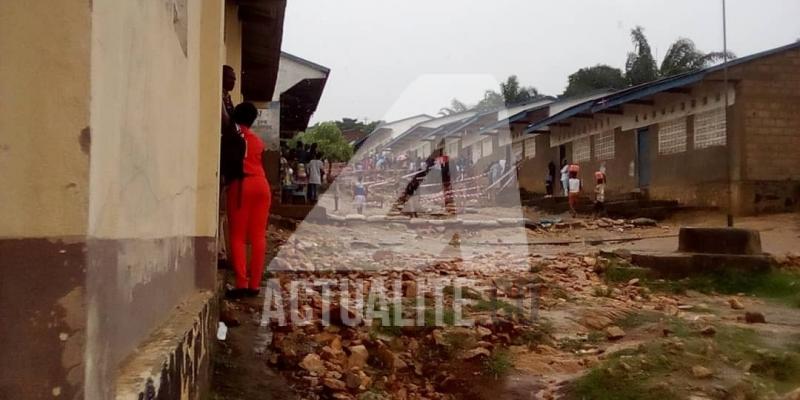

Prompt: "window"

[694,108,726,149]
[524,137,536,159]
[512,141,523,161]
[594,130,615,160]
[658,117,687,154]
[481,137,493,157]
[572,137,590,163]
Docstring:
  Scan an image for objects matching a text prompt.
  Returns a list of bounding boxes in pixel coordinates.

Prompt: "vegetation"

[289,122,353,161]
[441,75,548,115]
[482,349,513,379]
[563,65,627,97]
[568,320,800,399]
[564,26,735,96]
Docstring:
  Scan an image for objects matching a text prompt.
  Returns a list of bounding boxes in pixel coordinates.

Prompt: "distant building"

[521,41,800,215]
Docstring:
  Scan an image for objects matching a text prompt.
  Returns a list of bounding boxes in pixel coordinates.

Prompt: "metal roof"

[525,40,800,134]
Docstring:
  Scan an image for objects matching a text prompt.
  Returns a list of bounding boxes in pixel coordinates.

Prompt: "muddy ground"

[210,210,800,400]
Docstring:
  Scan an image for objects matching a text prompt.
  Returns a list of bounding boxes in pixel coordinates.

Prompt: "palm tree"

[625,26,660,85]
[659,38,734,77]
[438,99,470,116]
[626,27,736,85]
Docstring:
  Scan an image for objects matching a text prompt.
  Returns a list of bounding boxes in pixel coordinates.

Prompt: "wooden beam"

[596,108,624,115]
[663,87,692,94]
[628,99,655,106]
[573,113,594,119]
[552,122,571,127]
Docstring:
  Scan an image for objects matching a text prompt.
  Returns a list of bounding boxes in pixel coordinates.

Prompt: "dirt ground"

[210,209,800,400]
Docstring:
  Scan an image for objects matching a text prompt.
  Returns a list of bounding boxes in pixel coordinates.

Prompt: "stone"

[344,370,371,390]
[700,326,717,336]
[300,353,327,375]
[583,257,597,267]
[460,347,491,360]
[605,326,625,341]
[691,365,713,379]
[745,312,766,324]
[476,326,492,338]
[403,280,418,298]
[631,218,657,227]
[627,278,640,286]
[728,298,745,310]
[347,345,369,369]
[323,377,347,391]
[782,387,800,400]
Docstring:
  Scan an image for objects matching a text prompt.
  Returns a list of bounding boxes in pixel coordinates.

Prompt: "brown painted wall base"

[115,290,217,400]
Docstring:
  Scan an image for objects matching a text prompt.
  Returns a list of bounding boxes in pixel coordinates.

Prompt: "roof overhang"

[239,0,287,102]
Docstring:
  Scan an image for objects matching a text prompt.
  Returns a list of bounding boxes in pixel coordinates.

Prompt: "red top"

[240,125,265,177]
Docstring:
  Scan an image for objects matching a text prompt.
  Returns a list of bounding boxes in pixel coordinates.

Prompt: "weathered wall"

[85,0,221,398]
[0,0,90,238]
[729,47,800,214]
[0,1,91,399]
[224,0,243,104]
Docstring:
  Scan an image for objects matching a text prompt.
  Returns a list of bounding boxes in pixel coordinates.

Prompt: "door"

[637,128,651,188]
[559,145,566,164]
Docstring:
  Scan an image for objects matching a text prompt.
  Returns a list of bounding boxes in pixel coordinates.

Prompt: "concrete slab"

[678,227,763,255]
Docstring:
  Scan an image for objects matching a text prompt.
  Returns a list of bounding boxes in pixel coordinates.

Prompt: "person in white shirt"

[307,151,324,202]
[560,159,570,197]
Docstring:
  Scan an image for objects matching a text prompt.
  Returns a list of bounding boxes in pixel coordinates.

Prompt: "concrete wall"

[0,1,91,399]
[0,0,91,238]
[0,1,226,399]
[86,0,222,398]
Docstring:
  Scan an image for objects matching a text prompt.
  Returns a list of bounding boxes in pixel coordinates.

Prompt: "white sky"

[281,0,800,124]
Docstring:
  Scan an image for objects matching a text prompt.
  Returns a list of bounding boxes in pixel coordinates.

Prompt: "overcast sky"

[281,0,800,124]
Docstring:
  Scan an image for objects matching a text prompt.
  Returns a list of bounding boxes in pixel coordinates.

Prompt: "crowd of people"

[280,142,330,204]
[546,159,608,218]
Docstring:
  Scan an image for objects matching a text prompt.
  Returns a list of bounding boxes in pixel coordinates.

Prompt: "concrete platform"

[631,251,773,278]
[678,227,763,255]
[631,227,772,277]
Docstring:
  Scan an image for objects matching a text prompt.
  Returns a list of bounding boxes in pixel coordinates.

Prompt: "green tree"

[563,65,627,97]
[438,98,470,116]
[499,75,542,105]
[659,38,733,77]
[291,122,353,161]
[333,118,382,134]
[625,26,736,85]
[625,26,660,85]
[445,75,546,113]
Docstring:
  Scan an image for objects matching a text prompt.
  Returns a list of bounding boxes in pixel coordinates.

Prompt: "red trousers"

[226,176,271,289]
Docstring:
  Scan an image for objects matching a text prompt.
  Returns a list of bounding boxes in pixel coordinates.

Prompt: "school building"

[517,41,800,215]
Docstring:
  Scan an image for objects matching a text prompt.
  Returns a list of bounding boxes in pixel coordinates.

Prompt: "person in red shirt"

[227,102,272,298]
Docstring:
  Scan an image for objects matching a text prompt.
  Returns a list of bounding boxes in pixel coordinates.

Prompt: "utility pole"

[723,0,734,227]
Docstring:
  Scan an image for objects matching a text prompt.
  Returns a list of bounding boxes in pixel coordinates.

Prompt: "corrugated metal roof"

[525,41,800,134]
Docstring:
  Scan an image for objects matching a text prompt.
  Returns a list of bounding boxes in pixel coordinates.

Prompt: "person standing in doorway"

[545,161,556,196]
[226,102,272,299]
[217,65,238,270]
[560,159,570,197]
[307,151,324,203]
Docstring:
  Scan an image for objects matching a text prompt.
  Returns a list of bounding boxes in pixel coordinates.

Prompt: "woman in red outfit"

[227,102,271,298]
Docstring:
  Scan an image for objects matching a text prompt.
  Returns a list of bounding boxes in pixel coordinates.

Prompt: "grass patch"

[513,320,554,346]
[567,321,800,399]
[482,349,513,379]
[424,308,457,327]
[569,365,681,400]
[605,258,800,307]
[615,311,662,330]
[471,298,523,316]
[443,285,484,300]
